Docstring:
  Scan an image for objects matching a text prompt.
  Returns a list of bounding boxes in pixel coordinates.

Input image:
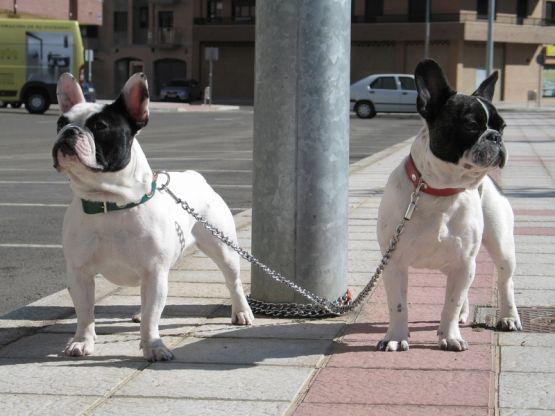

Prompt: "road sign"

[205,47,219,61]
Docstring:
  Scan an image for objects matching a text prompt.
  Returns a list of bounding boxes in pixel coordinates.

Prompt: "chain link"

[155,171,423,318]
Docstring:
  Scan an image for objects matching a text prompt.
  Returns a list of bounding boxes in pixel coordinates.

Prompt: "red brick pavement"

[293,251,497,416]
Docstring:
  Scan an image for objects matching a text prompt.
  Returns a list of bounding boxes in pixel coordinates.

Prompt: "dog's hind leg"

[482,195,521,331]
[65,268,97,357]
[377,264,410,351]
[193,220,254,326]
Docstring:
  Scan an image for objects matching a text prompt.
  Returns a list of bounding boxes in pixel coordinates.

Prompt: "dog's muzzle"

[471,130,507,169]
[52,125,91,171]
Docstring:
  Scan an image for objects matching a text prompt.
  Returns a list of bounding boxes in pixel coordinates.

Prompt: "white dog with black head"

[377,59,521,352]
[53,73,253,361]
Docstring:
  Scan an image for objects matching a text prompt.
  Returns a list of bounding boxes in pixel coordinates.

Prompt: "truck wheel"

[355,101,376,119]
[25,90,50,114]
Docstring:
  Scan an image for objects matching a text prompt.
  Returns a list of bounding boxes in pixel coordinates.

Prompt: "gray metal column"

[251,0,351,304]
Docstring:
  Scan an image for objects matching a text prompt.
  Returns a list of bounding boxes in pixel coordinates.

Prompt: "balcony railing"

[193,13,554,26]
[193,16,255,25]
[148,27,185,48]
[351,12,555,26]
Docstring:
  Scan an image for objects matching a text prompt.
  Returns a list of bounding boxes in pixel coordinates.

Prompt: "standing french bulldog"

[377,59,521,352]
[52,73,253,361]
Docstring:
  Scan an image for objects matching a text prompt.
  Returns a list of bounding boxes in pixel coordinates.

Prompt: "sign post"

[204,47,219,105]
[85,49,94,82]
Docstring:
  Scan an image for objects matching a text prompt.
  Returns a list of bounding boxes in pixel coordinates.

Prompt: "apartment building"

[2,0,554,103]
[90,0,195,98]
[190,0,555,104]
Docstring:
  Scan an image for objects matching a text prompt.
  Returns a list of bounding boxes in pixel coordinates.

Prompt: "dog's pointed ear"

[57,73,85,114]
[120,73,150,128]
[415,59,456,121]
[472,71,498,102]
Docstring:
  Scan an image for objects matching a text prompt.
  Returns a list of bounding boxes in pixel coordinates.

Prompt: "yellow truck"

[0,18,85,114]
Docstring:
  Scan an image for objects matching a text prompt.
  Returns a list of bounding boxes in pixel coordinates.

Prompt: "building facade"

[189,0,555,104]
[2,0,555,103]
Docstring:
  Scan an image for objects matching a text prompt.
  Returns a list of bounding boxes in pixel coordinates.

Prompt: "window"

[543,65,555,97]
[207,0,223,19]
[409,0,427,22]
[546,1,555,24]
[139,6,148,29]
[159,11,173,28]
[80,25,98,38]
[371,77,397,90]
[114,11,128,32]
[233,0,255,21]
[365,0,383,22]
[477,0,496,20]
[399,77,416,91]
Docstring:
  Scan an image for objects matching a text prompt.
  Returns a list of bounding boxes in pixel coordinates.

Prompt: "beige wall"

[199,43,254,103]
[351,42,397,82]
[460,42,503,100]
[0,0,102,24]
[504,43,543,102]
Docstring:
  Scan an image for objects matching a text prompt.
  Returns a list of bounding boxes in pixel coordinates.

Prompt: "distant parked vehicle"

[350,73,418,119]
[0,18,85,114]
[81,81,96,102]
[159,79,202,103]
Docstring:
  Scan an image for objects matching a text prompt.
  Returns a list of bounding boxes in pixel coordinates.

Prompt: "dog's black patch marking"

[57,116,70,133]
[83,102,137,172]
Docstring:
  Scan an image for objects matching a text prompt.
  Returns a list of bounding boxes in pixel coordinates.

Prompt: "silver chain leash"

[155,171,424,318]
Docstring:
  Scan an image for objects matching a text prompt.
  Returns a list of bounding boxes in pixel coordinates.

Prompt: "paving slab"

[114,363,314,402]
[302,368,492,407]
[499,372,555,410]
[294,403,491,416]
[0,394,100,416]
[171,336,330,367]
[92,398,290,416]
[0,358,146,396]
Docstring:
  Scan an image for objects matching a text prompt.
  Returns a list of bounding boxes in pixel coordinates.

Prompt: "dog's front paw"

[377,339,409,352]
[496,316,522,332]
[231,298,254,325]
[65,337,95,357]
[439,337,468,351]
[141,339,174,362]
[232,309,254,326]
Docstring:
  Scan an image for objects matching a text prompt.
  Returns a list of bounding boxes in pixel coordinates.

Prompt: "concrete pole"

[251,0,351,305]
[486,0,495,75]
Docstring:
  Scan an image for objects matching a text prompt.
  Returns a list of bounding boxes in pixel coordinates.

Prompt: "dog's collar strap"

[405,155,465,197]
[81,180,157,214]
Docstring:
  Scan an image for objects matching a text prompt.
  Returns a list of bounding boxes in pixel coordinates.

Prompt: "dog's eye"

[92,120,108,131]
[467,121,481,132]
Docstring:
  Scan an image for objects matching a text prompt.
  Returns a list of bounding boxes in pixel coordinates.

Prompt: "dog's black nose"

[486,131,502,144]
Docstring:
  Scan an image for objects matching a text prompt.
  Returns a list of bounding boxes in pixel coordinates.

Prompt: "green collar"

[81,180,157,214]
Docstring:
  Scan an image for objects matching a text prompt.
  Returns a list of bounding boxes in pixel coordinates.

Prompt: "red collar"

[404,155,465,197]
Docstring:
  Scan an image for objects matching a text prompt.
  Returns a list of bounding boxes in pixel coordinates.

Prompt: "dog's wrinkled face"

[53,73,149,173]
[415,59,507,170]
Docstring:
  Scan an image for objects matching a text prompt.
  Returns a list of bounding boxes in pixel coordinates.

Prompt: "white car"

[350,73,418,119]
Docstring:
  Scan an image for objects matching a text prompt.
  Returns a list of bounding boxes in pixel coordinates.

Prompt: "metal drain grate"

[472,306,555,333]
